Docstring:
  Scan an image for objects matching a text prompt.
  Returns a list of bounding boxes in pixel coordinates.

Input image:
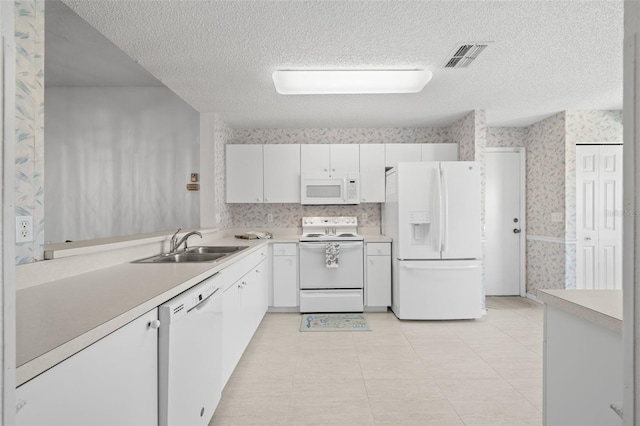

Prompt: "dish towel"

[325,242,340,268]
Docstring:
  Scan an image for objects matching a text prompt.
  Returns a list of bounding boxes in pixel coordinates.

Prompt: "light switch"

[551,212,563,223]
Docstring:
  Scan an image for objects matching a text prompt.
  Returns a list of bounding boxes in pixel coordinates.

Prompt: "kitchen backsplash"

[228,203,382,228]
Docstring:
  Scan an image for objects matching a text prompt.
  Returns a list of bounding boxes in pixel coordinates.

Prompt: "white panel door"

[421,143,458,161]
[597,145,623,289]
[485,150,524,295]
[330,144,360,172]
[359,144,385,202]
[576,144,623,290]
[577,147,599,289]
[226,144,264,203]
[263,144,300,203]
[301,144,330,173]
[440,161,481,259]
[385,143,422,168]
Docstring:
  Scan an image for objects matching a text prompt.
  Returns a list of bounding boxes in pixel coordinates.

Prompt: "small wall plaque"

[186,183,200,191]
[190,173,199,182]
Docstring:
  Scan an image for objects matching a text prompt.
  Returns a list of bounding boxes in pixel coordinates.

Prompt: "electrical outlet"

[16,215,33,243]
[362,213,368,223]
[267,214,274,223]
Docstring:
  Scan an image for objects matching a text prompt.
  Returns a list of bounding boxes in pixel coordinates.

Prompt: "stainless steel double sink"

[133,246,249,263]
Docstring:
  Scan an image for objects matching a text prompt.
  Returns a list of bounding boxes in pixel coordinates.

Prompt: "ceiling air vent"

[444,43,491,68]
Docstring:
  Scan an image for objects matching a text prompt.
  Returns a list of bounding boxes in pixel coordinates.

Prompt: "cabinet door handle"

[148,319,161,329]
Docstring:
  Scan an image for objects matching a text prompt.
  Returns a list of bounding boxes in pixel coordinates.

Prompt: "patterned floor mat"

[300,313,371,332]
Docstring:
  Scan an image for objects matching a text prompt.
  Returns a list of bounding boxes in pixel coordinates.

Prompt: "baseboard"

[267,307,300,313]
[364,306,389,312]
[526,292,543,304]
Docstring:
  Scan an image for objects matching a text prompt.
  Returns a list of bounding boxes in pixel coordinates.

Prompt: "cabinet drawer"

[366,243,390,256]
[273,243,297,256]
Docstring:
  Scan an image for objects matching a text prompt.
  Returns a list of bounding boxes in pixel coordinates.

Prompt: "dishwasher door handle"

[188,287,220,313]
[299,242,363,249]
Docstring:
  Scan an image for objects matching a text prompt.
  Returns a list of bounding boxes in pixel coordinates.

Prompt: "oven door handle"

[299,242,363,249]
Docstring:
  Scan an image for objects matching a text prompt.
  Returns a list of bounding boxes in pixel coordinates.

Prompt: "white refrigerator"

[383,161,482,320]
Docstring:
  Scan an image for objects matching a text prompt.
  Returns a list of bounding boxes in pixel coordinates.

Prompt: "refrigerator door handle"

[440,167,449,253]
[402,264,479,270]
[436,166,444,252]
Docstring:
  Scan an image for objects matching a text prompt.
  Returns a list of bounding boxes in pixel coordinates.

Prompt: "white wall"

[44,87,199,243]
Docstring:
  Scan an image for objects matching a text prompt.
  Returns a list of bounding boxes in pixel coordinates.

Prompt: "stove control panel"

[302,216,358,226]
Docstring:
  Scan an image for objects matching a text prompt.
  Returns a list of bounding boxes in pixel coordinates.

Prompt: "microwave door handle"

[343,179,347,202]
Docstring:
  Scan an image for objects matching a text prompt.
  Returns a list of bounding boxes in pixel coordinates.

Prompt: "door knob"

[513,228,521,234]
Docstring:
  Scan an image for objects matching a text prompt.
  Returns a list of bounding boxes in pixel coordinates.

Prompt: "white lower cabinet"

[365,243,391,308]
[221,248,269,386]
[16,309,158,426]
[272,243,298,307]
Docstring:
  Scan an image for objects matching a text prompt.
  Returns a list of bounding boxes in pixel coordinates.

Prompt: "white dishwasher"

[159,272,223,426]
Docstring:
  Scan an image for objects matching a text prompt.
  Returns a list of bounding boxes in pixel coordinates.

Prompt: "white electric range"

[298,217,364,313]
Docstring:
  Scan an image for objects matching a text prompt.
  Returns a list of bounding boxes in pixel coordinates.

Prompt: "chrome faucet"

[170,229,203,252]
[169,228,182,252]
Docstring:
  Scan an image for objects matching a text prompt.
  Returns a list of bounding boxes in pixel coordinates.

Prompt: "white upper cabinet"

[227,144,300,203]
[300,144,331,173]
[226,144,264,203]
[330,144,360,172]
[421,143,458,161]
[263,144,300,203]
[384,143,422,168]
[301,144,359,174]
[359,144,385,203]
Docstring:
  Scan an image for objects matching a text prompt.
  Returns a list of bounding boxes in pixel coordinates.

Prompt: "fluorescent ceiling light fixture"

[272,70,432,94]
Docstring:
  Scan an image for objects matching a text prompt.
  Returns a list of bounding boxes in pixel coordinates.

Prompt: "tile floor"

[210,297,543,426]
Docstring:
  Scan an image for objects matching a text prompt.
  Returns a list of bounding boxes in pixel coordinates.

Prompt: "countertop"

[17,229,391,386]
[537,289,622,334]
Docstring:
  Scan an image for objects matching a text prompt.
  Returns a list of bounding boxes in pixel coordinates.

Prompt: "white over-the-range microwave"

[301,172,360,205]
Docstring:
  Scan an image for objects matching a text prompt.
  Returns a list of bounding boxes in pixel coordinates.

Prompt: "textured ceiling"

[46,0,162,87]
[58,0,623,128]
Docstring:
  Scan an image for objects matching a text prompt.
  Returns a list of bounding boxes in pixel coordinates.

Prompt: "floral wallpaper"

[525,112,566,239]
[230,127,452,145]
[486,127,526,147]
[450,112,476,162]
[526,239,566,294]
[474,110,487,239]
[213,114,234,229]
[15,0,44,264]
